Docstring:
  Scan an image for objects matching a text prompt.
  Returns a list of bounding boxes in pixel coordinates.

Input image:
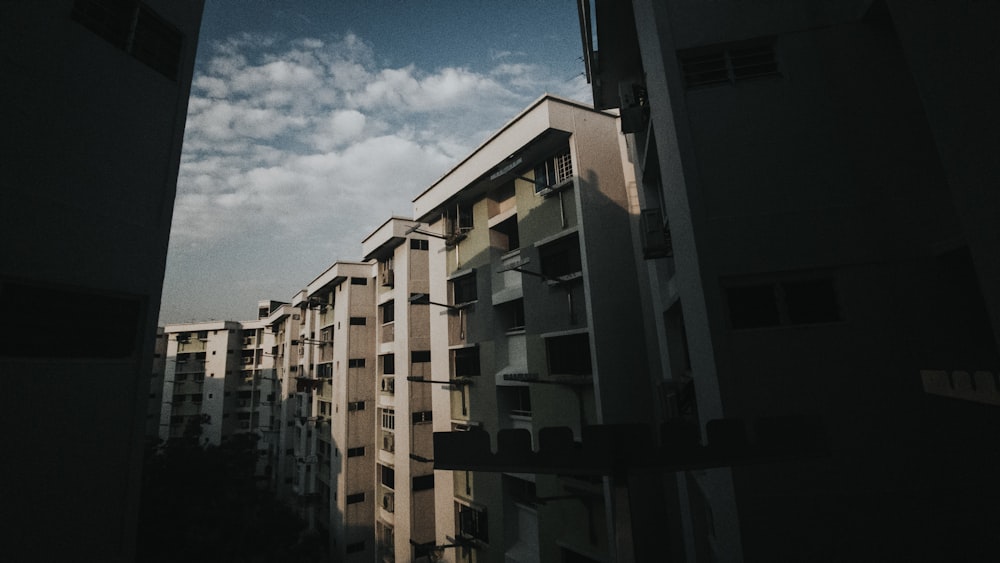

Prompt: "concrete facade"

[580,0,1000,560]
[297,261,379,561]
[361,217,438,562]
[0,1,204,560]
[413,95,653,563]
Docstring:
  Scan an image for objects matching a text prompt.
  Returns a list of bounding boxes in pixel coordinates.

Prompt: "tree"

[136,423,324,562]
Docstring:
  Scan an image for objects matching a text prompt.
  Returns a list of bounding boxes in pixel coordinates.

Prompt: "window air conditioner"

[382,491,395,513]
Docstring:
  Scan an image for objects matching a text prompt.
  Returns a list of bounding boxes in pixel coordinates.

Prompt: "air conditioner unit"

[387,378,395,393]
[382,491,395,513]
[382,434,395,452]
[292,314,301,320]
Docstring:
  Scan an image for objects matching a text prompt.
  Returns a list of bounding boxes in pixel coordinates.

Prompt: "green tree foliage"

[136,419,324,562]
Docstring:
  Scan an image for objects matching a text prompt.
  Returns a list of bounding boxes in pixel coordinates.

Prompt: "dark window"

[412,411,433,424]
[348,401,365,411]
[727,285,780,329]
[346,541,365,554]
[498,299,525,332]
[451,273,477,305]
[381,301,395,324]
[348,358,366,368]
[381,354,395,375]
[380,464,395,489]
[546,333,592,375]
[410,239,429,250]
[499,386,531,416]
[726,277,840,329]
[446,203,474,234]
[533,149,573,193]
[347,447,365,457]
[71,0,183,80]
[346,493,365,505]
[539,233,582,279]
[679,38,779,89]
[783,279,840,324]
[411,350,431,363]
[350,277,368,285]
[413,474,435,491]
[457,503,488,543]
[130,3,183,79]
[349,316,367,326]
[453,346,480,377]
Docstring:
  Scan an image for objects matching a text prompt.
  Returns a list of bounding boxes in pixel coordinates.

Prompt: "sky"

[158,0,592,325]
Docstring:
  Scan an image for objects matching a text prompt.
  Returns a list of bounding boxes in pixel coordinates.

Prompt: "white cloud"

[169,31,592,307]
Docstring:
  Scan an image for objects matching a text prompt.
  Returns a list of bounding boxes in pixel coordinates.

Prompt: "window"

[534,149,573,194]
[539,233,582,279]
[346,541,365,554]
[348,358,366,368]
[546,333,592,375]
[381,408,395,430]
[451,273,477,305]
[453,346,481,377]
[380,464,395,489]
[412,411,433,424]
[410,239,429,250]
[350,277,368,285]
[445,203,474,235]
[71,0,183,80]
[457,503,489,543]
[348,401,365,412]
[411,350,431,364]
[381,301,395,324]
[679,38,779,89]
[499,386,531,417]
[346,493,365,505]
[347,447,365,457]
[413,474,435,491]
[498,299,526,332]
[349,316,367,326]
[725,277,840,329]
[381,354,395,375]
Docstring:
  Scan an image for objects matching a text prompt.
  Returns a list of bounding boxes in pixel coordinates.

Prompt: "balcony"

[381,430,395,453]
[380,376,395,395]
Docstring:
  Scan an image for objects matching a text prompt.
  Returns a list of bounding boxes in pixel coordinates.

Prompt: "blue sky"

[159,1,592,324]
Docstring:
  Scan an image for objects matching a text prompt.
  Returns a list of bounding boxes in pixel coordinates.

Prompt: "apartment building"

[361,218,438,562]
[579,1,1000,560]
[160,321,244,444]
[412,95,655,563]
[269,262,379,561]
[0,1,203,560]
[147,328,169,437]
